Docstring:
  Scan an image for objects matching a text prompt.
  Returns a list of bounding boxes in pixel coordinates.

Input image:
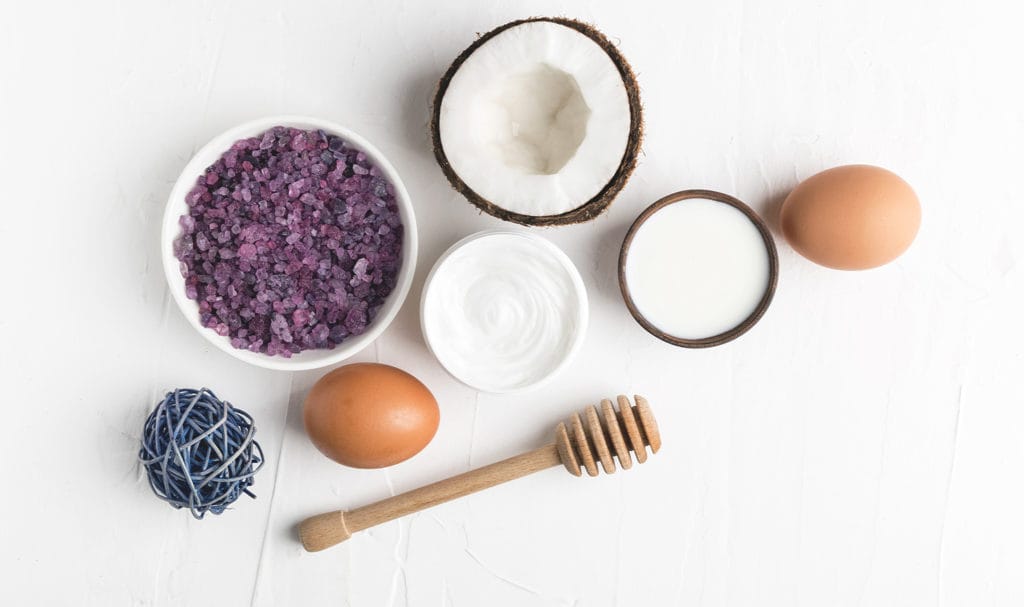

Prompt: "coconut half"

[431,17,643,226]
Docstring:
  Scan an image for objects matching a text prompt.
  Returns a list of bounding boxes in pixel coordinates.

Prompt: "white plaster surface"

[1,1,1023,605]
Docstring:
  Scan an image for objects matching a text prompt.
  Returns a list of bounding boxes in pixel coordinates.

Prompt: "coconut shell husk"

[430,17,643,227]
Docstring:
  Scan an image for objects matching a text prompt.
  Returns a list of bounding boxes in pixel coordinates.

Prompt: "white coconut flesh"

[439,21,632,217]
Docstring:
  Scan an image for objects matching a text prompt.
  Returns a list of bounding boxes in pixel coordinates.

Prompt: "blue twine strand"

[139,388,264,518]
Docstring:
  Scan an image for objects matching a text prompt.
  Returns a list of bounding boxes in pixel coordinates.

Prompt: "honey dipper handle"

[299,445,562,551]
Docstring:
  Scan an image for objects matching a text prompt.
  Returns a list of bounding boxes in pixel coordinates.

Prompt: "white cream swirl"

[422,231,587,393]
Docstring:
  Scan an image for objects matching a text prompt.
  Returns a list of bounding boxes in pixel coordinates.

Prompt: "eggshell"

[303,363,439,468]
[780,165,921,270]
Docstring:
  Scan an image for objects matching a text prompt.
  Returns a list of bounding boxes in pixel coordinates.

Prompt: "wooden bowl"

[618,189,779,348]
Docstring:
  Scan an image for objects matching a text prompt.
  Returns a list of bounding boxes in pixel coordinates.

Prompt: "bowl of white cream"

[421,230,589,393]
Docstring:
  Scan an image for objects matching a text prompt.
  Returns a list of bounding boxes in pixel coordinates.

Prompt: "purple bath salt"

[174,126,404,357]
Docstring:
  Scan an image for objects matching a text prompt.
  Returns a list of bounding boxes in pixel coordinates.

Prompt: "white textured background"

[2,1,1022,605]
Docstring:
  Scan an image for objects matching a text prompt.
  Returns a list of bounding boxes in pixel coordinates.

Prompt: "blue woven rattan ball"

[139,388,264,518]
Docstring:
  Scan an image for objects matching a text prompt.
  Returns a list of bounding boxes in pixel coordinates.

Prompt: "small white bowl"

[162,115,418,371]
[420,230,589,393]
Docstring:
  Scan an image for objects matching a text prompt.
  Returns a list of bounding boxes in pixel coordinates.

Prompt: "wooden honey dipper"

[299,395,661,552]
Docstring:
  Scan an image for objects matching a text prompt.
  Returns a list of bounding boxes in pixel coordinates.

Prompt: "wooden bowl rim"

[618,189,779,348]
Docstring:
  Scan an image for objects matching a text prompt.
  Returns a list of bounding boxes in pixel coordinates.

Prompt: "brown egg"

[780,165,921,270]
[303,363,439,468]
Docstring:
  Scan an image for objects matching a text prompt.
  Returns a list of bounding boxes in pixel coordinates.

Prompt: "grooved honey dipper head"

[555,395,660,476]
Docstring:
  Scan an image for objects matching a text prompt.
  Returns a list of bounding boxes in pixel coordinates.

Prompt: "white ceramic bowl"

[420,230,589,393]
[162,115,417,371]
